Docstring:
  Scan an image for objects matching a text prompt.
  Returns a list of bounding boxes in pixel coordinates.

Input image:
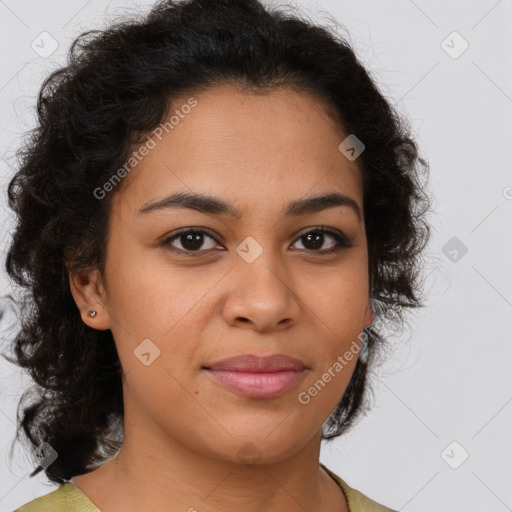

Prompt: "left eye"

[291,227,352,253]
[161,226,352,255]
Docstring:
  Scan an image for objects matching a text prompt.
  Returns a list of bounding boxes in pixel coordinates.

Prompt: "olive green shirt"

[15,464,397,511]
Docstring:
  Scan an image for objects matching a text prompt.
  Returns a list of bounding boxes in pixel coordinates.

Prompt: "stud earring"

[87,310,97,317]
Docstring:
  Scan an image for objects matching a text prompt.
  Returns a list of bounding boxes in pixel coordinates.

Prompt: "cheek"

[297,300,363,419]
[104,248,205,335]
[301,262,370,338]
[297,265,368,402]
[104,259,217,387]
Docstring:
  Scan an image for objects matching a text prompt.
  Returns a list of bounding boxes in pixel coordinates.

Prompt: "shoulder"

[321,464,398,512]
[14,482,101,512]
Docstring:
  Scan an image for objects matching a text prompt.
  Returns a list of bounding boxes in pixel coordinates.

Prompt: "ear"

[67,265,111,331]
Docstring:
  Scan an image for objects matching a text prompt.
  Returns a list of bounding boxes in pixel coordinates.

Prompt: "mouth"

[202,354,307,399]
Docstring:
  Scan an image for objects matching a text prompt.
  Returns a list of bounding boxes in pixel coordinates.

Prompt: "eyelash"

[160,226,353,256]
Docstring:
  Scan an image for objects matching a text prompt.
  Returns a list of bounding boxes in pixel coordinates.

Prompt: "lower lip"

[205,369,305,399]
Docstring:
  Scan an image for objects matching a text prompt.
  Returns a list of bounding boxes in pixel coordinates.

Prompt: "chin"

[200,430,312,466]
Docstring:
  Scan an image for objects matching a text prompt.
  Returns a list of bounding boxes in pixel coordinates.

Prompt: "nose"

[221,246,301,332]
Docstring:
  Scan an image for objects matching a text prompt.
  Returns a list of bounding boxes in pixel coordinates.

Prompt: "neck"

[71,396,348,512]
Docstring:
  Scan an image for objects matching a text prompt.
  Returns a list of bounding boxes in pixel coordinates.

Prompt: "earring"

[87,310,97,317]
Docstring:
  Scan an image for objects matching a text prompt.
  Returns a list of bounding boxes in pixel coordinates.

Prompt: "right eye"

[161,228,223,255]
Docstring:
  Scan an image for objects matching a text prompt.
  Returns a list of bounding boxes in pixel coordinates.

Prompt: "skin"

[68,83,374,512]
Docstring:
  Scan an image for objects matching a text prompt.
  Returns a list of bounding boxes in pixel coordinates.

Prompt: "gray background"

[0,1,511,510]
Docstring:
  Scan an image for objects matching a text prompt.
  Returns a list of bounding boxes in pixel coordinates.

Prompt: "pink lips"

[203,354,307,399]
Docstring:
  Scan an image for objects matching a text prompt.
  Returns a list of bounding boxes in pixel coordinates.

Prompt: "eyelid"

[291,225,354,251]
[163,226,221,243]
[161,225,353,254]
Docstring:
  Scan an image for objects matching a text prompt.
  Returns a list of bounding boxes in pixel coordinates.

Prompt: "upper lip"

[204,354,307,372]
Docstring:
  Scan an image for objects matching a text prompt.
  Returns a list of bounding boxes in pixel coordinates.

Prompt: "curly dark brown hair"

[1,0,433,485]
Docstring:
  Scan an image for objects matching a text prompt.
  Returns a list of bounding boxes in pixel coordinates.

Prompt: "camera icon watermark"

[338,134,365,161]
[237,442,262,464]
[441,236,468,263]
[236,236,263,263]
[441,441,469,469]
[441,31,469,60]
[134,338,161,366]
[31,31,59,59]
[32,442,58,469]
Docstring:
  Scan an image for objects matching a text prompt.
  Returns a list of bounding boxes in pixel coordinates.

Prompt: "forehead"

[112,84,364,218]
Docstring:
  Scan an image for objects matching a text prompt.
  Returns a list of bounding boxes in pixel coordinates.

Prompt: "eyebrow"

[138,191,362,220]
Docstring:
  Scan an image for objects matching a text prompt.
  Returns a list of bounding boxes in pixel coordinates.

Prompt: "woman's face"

[76,84,373,464]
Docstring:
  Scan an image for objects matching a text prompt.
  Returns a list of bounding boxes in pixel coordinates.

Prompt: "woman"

[4,0,432,510]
